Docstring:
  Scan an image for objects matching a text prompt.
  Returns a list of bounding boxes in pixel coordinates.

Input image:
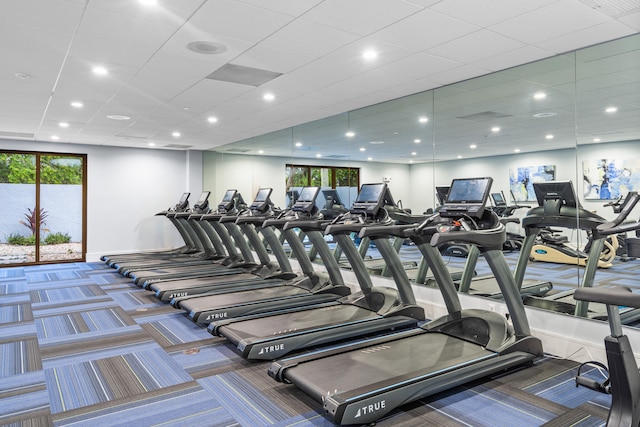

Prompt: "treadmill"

[146,188,298,301]
[268,177,543,425]
[210,183,425,360]
[175,186,351,323]
[111,191,216,274]
[522,183,640,323]
[101,192,196,265]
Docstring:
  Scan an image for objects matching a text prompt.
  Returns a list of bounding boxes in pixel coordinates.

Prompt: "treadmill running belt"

[285,333,494,402]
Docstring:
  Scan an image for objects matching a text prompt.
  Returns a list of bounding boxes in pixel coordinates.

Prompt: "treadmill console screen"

[176,192,190,211]
[194,191,211,211]
[491,192,506,207]
[350,183,387,215]
[250,188,273,212]
[435,186,450,206]
[218,189,237,211]
[439,177,493,218]
[322,189,344,207]
[533,181,579,208]
[292,186,320,213]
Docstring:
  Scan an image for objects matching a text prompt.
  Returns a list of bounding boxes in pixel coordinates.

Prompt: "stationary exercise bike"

[574,286,640,426]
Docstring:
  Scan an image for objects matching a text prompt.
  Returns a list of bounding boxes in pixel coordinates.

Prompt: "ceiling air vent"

[206,63,282,87]
[324,155,347,159]
[225,148,251,153]
[0,131,35,139]
[456,111,511,122]
[164,144,193,149]
[578,0,640,16]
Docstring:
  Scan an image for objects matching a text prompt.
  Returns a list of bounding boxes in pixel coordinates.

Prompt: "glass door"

[0,151,86,265]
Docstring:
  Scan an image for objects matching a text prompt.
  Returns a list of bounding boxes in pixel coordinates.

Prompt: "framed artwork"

[583,158,640,200]
[509,165,556,202]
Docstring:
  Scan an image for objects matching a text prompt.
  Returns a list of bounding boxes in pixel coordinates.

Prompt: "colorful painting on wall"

[583,158,640,200]
[510,165,556,202]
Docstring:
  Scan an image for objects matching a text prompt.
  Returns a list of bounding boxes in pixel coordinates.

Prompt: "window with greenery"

[285,164,359,190]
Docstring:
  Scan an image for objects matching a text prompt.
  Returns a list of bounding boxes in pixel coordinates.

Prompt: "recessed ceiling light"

[315,154,322,158]
[369,140,384,145]
[359,147,365,152]
[593,138,601,142]
[183,107,190,110]
[491,126,500,132]
[367,157,372,161]
[457,155,463,159]
[92,66,108,76]
[414,139,421,143]
[172,131,181,137]
[263,93,275,101]
[14,72,32,80]
[51,135,59,140]
[470,144,477,149]
[295,142,302,147]
[514,148,521,153]
[70,101,83,108]
[148,142,155,147]
[59,122,69,128]
[258,150,264,154]
[207,116,218,123]
[363,49,378,60]
[605,106,618,113]
[418,116,428,123]
[345,131,355,138]
[106,114,131,120]
[411,152,417,156]
[532,112,557,118]
[409,160,414,164]
[533,92,547,100]
[545,134,554,139]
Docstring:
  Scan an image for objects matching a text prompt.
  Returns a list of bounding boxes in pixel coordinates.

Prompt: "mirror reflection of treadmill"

[445,177,553,299]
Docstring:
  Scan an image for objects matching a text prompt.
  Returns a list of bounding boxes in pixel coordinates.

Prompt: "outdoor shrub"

[6,233,36,246]
[19,207,49,235]
[44,232,72,245]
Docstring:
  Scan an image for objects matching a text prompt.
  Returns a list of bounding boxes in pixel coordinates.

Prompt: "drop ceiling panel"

[232,44,316,74]
[170,80,253,115]
[535,20,637,54]
[233,0,322,16]
[490,1,611,45]
[0,0,85,34]
[370,8,480,52]
[427,30,526,64]
[189,0,294,43]
[303,0,423,35]
[0,21,74,56]
[431,0,557,27]
[473,45,555,72]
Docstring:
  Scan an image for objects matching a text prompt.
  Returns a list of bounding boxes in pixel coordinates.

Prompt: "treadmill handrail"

[574,286,640,308]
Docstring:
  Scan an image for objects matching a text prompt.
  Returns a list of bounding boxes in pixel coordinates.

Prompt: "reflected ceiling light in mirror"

[491,126,500,132]
[295,142,302,147]
[362,49,378,60]
[359,147,365,152]
[514,148,521,153]
[367,157,372,161]
[411,152,417,156]
[258,150,264,154]
[369,140,384,145]
[409,160,414,163]
[545,134,554,139]
[457,155,463,159]
[345,131,355,138]
[70,101,83,108]
[315,154,322,158]
[92,66,108,76]
[148,142,155,147]
[14,72,31,80]
[605,106,618,113]
[139,0,158,5]
[51,135,59,140]
[263,93,275,101]
[533,92,547,100]
[414,139,421,143]
[469,144,477,149]
[593,138,601,142]
[59,122,69,128]
[207,116,218,123]
[172,131,181,137]
[532,112,557,118]
[418,116,428,123]
[107,115,131,120]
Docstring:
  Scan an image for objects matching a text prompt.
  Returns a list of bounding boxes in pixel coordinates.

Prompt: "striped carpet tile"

[51,382,234,427]
[30,285,106,303]
[0,338,42,377]
[0,282,27,295]
[45,348,193,413]
[1,303,33,325]
[136,312,213,347]
[34,307,136,339]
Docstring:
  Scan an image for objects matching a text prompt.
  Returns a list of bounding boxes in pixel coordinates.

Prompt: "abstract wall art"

[509,165,556,202]
[583,158,640,200]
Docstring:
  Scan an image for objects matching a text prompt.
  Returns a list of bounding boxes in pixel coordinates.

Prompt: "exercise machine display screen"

[194,191,210,208]
[178,192,190,204]
[351,183,388,215]
[491,192,506,207]
[292,186,320,213]
[322,189,344,207]
[439,177,493,218]
[533,181,579,208]
[250,188,273,211]
[218,189,237,211]
[436,186,450,206]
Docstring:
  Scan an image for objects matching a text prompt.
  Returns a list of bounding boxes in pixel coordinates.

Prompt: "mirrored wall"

[203,34,640,322]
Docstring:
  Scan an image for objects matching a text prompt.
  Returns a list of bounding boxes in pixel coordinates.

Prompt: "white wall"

[0,139,199,261]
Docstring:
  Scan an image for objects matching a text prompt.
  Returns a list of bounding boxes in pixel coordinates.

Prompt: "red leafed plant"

[19,207,49,236]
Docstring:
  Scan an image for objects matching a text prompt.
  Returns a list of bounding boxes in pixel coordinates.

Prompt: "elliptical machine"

[574,286,640,427]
